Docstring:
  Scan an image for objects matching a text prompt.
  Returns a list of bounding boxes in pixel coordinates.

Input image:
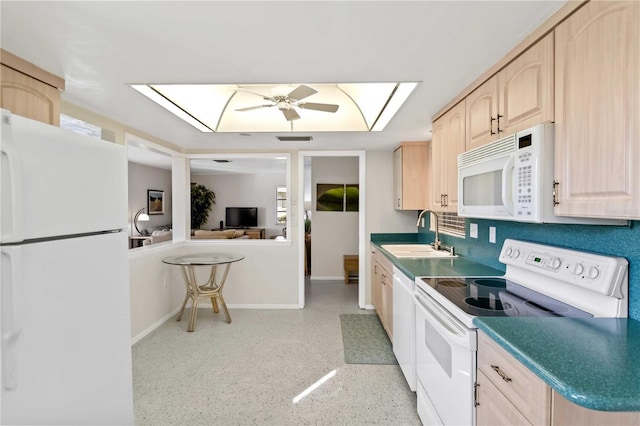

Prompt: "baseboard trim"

[364,304,374,310]
[131,306,181,345]
[197,303,300,309]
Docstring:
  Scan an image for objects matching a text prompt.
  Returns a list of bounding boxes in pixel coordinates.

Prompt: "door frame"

[297,151,366,309]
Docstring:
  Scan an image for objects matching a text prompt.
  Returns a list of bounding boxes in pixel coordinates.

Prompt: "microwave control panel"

[513,148,537,219]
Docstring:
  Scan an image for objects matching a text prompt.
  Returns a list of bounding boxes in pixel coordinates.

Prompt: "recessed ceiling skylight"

[130,82,418,133]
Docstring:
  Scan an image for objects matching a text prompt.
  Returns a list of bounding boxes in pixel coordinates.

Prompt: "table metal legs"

[176,262,232,332]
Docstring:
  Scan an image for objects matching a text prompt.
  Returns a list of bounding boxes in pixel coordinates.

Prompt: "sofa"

[142,230,173,245]
[192,229,249,240]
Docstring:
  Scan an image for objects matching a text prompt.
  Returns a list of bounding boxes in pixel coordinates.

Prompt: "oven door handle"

[414,291,474,350]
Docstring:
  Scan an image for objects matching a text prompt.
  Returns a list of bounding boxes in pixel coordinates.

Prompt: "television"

[225,207,258,228]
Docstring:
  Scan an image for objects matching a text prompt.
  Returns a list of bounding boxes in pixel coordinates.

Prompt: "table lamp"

[134,208,150,235]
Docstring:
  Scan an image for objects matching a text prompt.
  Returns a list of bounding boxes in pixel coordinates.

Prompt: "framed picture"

[147,189,164,215]
[316,183,344,211]
[345,184,359,212]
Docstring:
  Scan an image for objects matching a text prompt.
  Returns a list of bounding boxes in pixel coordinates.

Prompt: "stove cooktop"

[419,276,593,319]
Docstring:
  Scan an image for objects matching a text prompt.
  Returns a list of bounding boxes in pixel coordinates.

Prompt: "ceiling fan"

[234,84,339,121]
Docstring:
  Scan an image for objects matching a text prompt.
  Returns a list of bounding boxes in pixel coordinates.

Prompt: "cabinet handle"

[397,198,401,208]
[496,114,503,133]
[491,364,512,383]
[474,383,480,407]
[443,194,448,208]
[552,181,560,206]
[490,116,496,135]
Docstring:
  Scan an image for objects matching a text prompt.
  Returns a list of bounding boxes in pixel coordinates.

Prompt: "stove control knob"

[550,258,562,269]
[512,249,521,259]
[588,266,600,280]
[505,247,513,257]
[573,263,585,276]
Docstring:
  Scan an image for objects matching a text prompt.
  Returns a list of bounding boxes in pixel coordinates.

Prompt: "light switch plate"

[470,223,478,239]
[489,226,496,243]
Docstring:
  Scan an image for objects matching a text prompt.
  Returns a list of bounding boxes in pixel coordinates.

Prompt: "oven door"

[414,286,477,426]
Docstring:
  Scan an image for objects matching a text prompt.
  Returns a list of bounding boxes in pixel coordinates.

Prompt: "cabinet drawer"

[371,246,393,274]
[478,332,551,425]
[477,371,531,426]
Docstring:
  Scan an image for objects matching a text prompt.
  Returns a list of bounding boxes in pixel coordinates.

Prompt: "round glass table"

[162,253,244,332]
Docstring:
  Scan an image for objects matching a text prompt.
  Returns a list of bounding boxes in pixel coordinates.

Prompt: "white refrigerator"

[0,110,134,425]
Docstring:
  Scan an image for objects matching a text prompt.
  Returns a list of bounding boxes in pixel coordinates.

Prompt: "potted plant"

[191,182,215,230]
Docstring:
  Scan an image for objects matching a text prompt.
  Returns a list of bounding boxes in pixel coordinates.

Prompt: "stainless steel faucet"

[416,209,442,251]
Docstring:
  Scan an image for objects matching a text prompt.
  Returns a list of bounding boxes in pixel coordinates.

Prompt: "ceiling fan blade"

[287,84,317,101]
[297,102,339,113]
[236,88,276,102]
[235,104,274,112]
[282,108,300,121]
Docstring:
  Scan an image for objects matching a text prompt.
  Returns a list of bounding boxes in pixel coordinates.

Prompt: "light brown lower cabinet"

[477,331,640,425]
[370,246,393,341]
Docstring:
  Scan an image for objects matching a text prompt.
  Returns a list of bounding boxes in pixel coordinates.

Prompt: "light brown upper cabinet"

[554,0,640,219]
[466,33,554,151]
[1,49,64,126]
[393,142,430,210]
[431,101,465,212]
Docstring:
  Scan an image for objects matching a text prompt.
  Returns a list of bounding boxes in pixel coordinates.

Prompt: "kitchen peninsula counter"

[474,316,640,412]
[371,233,503,280]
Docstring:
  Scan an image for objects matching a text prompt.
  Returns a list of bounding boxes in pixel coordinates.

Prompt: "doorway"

[298,151,366,309]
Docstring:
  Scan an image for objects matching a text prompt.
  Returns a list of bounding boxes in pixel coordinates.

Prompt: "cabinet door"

[371,258,383,319]
[395,143,429,210]
[554,0,640,219]
[476,371,530,426]
[442,102,465,212]
[465,74,499,151]
[0,65,60,126]
[478,332,551,425]
[499,32,554,136]
[393,147,403,210]
[552,390,640,426]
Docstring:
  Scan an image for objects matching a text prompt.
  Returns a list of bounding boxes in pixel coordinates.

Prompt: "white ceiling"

[1,1,566,153]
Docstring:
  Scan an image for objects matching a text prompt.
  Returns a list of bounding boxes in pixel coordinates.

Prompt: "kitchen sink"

[381,244,457,258]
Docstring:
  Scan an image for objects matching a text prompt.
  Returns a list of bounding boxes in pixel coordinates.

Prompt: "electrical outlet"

[489,226,496,243]
[470,223,478,239]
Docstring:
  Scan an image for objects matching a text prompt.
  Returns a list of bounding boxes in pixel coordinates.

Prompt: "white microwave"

[457,123,622,225]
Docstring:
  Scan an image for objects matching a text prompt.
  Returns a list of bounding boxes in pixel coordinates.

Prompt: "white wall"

[129,244,183,342]
[128,162,172,234]
[192,172,286,238]
[364,151,422,304]
[310,156,360,279]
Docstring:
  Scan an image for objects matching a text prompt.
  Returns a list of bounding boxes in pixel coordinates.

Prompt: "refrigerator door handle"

[1,246,24,390]
[1,110,25,243]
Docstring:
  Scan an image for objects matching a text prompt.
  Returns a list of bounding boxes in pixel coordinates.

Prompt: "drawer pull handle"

[491,364,512,383]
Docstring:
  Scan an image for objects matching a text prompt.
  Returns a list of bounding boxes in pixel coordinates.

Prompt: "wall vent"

[213,159,231,163]
[276,136,313,142]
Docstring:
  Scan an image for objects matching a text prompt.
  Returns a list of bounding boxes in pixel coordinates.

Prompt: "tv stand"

[226,227,265,239]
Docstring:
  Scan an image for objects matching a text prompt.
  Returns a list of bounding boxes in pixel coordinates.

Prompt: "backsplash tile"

[421,219,640,320]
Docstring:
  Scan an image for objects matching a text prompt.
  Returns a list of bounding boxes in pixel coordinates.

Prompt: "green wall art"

[316,183,359,212]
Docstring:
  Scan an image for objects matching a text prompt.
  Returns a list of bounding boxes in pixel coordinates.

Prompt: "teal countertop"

[474,317,640,411]
[370,233,503,280]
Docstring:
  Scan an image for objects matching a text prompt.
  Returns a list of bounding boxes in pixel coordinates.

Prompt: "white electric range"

[413,239,628,426]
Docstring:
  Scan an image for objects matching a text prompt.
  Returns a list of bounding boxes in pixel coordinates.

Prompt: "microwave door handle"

[502,155,515,215]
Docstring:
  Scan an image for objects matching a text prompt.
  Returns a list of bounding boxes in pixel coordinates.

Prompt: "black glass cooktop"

[420,277,593,319]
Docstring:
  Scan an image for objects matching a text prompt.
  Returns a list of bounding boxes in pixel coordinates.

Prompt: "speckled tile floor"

[132,279,420,426]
